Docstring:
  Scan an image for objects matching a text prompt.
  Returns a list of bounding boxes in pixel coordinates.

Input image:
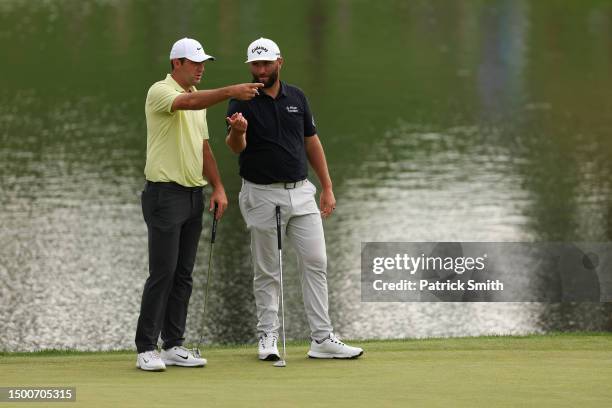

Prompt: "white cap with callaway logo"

[169,38,215,62]
[245,37,281,63]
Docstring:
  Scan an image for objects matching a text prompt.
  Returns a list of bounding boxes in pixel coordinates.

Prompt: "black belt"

[145,180,204,192]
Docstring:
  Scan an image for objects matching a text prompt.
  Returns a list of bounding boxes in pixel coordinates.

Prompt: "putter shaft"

[275,205,287,366]
[195,204,218,354]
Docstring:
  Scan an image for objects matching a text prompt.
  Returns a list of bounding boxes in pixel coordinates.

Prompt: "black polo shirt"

[226,81,317,184]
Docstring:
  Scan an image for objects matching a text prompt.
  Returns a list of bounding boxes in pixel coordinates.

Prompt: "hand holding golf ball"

[226,112,248,133]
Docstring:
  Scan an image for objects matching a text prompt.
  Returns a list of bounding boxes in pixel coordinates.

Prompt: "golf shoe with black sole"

[258,333,280,361]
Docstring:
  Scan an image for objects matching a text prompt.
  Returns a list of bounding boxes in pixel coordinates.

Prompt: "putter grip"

[275,205,281,250]
[211,203,218,244]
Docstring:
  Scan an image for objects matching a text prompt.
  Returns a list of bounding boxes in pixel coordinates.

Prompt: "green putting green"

[1,333,611,407]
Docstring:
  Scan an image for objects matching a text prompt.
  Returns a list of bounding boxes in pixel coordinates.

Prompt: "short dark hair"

[170,57,186,71]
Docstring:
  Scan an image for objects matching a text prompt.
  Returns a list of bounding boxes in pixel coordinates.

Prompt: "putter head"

[273,359,286,367]
[192,348,202,358]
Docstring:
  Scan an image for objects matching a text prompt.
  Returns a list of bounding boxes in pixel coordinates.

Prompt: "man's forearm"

[225,128,246,154]
[173,82,262,111]
[305,136,332,189]
[174,87,233,111]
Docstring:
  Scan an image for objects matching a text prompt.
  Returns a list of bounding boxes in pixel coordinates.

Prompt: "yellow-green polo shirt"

[144,74,209,187]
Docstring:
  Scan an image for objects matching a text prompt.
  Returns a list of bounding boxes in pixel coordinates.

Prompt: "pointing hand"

[232,83,264,100]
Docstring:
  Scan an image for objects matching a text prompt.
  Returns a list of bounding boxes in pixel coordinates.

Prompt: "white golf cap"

[169,38,215,62]
[245,37,281,63]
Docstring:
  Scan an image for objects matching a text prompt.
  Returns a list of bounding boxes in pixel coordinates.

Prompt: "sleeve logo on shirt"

[286,105,300,113]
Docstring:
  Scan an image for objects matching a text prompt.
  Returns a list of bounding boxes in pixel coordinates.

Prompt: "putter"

[273,205,287,367]
[193,203,218,358]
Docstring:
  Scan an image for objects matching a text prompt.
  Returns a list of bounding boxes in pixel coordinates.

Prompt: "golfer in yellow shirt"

[135,38,263,371]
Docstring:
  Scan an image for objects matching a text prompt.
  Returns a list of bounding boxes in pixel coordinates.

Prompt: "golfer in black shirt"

[226,37,363,360]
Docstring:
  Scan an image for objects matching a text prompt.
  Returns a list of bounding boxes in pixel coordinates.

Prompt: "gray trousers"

[239,179,333,341]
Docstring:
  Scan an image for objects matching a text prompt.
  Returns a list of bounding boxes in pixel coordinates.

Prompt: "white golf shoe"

[136,350,166,371]
[307,333,364,359]
[258,333,280,361]
[161,346,207,367]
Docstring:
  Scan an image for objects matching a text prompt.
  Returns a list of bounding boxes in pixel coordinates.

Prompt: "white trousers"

[238,179,333,341]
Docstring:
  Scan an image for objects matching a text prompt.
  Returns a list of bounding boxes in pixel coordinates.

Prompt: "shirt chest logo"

[285,105,299,113]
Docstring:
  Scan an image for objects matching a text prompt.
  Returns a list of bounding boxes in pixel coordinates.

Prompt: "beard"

[252,68,278,88]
